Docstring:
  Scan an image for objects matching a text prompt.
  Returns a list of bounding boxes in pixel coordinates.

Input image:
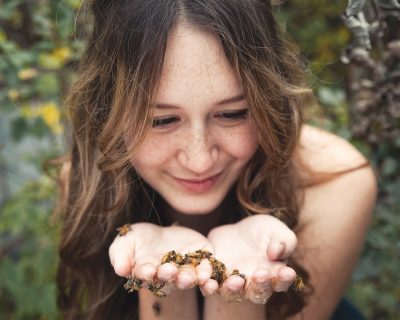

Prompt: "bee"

[174,253,185,265]
[183,249,213,266]
[147,281,167,298]
[195,249,213,260]
[123,277,143,292]
[161,250,177,264]
[161,250,185,266]
[209,256,227,285]
[292,275,305,293]
[183,252,202,266]
[117,224,131,236]
[231,269,246,281]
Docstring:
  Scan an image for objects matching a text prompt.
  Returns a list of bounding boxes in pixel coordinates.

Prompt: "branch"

[343,0,371,51]
[376,0,400,10]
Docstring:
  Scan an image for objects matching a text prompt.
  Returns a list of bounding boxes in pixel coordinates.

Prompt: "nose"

[177,128,218,175]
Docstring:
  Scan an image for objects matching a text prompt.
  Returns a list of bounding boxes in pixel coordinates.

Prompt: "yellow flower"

[8,89,19,101]
[18,68,39,80]
[53,47,71,63]
[21,102,64,134]
[40,102,64,134]
[38,47,71,69]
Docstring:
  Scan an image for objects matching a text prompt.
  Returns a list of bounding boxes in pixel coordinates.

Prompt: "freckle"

[152,301,161,317]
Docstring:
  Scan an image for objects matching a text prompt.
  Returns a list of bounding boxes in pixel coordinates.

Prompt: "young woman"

[57,1,377,319]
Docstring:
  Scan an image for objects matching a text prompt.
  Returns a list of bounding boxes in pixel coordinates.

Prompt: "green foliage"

[279,0,350,85]
[0,0,83,318]
[0,178,59,320]
[0,0,398,319]
[280,3,400,319]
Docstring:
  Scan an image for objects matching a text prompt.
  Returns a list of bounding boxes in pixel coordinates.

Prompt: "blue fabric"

[331,299,365,320]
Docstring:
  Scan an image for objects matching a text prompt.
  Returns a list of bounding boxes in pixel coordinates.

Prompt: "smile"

[173,172,222,193]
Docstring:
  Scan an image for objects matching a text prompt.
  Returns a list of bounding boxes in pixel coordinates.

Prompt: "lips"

[173,172,222,193]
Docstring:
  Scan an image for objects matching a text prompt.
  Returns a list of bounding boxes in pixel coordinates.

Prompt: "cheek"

[131,134,176,170]
[218,125,259,160]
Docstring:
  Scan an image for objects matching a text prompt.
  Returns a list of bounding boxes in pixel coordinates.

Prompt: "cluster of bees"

[118,225,304,299]
[160,249,234,285]
[123,249,234,298]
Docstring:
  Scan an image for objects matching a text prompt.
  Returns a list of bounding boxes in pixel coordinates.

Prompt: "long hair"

[57,0,313,318]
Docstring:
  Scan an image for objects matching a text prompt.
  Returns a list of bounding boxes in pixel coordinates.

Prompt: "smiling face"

[131,23,259,215]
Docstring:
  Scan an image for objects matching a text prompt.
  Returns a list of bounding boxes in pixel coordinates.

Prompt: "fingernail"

[269,242,285,259]
[277,242,285,258]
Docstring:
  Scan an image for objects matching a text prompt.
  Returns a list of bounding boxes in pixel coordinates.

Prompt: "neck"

[159,188,241,236]
[160,201,225,236]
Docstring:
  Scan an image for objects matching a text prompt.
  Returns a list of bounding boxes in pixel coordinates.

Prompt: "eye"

[215,109,249,121]
[152,116,180,128]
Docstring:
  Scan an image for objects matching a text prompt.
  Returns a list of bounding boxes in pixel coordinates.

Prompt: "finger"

[196,260,212,285]
[246,268,273,304]
[266,241,285,261]
[111,251,133,277]
[272,266,297,292]
[176,265,197,289]
[109,235,135,277]
[157,262,179,282]
[134,262,158,281]
[224,274,246,293]
[267,237,297,261]
[267,231,297,261]
[219,275,246,303]
[199,279,219,297]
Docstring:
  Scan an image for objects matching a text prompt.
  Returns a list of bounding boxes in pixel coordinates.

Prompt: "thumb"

[109,235,135,277]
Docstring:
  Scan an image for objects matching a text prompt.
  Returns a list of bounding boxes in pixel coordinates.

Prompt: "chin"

[170,199,222,215]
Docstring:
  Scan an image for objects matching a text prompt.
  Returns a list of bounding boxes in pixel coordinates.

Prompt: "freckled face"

[131,23,259,215]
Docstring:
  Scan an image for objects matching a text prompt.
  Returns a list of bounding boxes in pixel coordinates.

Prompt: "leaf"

[10,117,28,142]
[34,73,60,97]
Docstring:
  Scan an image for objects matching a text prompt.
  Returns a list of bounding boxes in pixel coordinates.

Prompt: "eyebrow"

[155,93,245,109]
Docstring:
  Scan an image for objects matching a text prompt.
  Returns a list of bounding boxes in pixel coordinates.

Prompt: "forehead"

[156,23,243,105]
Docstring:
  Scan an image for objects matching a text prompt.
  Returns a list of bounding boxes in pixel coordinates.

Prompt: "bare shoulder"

[296,124,378,225]
[288,125,378,319]
[298,124,368,173]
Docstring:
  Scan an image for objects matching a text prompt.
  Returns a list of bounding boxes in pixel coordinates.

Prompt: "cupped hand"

[201,214,298,304]
[109,223,213,292]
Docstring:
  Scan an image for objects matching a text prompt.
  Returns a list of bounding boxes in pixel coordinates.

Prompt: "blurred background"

[0,0,399,319]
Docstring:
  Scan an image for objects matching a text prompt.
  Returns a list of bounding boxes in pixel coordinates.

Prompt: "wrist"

[203,293,267,320]
[139,287,199,320]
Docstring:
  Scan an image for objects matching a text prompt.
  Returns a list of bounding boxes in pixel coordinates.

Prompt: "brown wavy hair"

[57,0,314,319]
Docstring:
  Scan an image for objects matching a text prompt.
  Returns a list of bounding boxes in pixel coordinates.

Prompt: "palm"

[207,215,296,275]
[203,214,298,303]
[132,223,213,265]
[109,216,297,302]
[209,225,272,275]
[109,223,213,291]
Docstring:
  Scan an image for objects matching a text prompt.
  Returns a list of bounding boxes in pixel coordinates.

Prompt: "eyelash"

[215,109,249,120]
[152,109,249,128]
[152,116,179,128]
